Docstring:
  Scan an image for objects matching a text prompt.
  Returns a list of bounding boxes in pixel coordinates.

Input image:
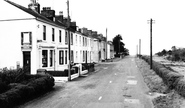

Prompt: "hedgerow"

[141,55,185,97]
[0,69,55,108]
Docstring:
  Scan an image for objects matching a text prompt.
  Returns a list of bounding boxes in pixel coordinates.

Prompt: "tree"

[161,49,167,56]
[171,46,177,51]
[113,34,122,55]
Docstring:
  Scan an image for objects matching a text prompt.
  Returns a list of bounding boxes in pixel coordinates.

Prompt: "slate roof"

[5,0,67,28]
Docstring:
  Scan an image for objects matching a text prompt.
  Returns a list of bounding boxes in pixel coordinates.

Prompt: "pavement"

[19,56,153,108]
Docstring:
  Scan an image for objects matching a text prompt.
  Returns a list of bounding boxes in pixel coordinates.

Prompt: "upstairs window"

[65,31,68,45]
[83,37,84,46]
[71,32,73,45]
[79,36,81,46]
[52,28,55,42]
[76,35,77,45]
[43,25,46,40]
[59,30,62,43]
[71,50,74,63]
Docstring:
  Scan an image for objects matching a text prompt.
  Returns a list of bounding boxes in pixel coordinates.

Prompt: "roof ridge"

[5,0,67,28]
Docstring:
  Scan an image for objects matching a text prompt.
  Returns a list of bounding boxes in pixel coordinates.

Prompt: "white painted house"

[0,0,77,74]
[0,0,113,76]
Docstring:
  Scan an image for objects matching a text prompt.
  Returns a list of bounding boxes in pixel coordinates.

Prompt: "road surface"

[19,56,153,108]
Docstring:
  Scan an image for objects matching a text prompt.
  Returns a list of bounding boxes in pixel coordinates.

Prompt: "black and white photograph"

[1,0,185,108]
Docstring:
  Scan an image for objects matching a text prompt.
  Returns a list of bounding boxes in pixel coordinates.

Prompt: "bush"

[0,74,55,108]
[175,78,185,97]
[0,80,10,94]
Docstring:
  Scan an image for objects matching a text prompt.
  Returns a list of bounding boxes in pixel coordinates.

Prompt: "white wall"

[36,20,68,71]
[93,40,99,63]
[0,19,36,70]
[107,44,111,59]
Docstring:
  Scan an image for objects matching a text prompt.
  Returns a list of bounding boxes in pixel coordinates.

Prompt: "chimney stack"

[41,7,55,21]
[28,0,40,13]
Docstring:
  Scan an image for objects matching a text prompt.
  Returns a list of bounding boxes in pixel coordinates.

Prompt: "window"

[65,50,67,64]
[42,50,47,67]
[43,25,46,40]
[85,38,87,46]
[83,37,84,46]
[71,50,74,63]
[52,28,55,42]
[79,36,81,46]
[71,32,73,45]
[59,50,64,65]
[65,31,68,45]
[50,50,53,67]
[59,30,62,43]
[83,51,85,62]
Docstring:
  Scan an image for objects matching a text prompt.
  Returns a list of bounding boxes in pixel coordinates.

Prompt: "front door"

[23,51,31,74]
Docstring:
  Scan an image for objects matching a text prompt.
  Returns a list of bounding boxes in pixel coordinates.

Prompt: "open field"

[153,56,185,77]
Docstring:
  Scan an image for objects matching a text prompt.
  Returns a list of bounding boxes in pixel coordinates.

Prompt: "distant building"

[107,41,114,59]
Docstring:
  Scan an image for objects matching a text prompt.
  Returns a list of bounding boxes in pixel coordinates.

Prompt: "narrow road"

[19,56,153,108]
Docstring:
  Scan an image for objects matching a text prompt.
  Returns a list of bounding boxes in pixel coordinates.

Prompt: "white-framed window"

[65,50,67,64]
[76,35,77,45]
[83,51,86,62]
[65,31,68,45]
[52,28,55,42]
[71,50,74,62]
[43,25,46,40]
[59,50,64,65]
[83,37,84,46]
[71,32,73,45]
[42,50,48,67]
[79,36,81,46]
[50,50,54,67]
[59,30,62,43]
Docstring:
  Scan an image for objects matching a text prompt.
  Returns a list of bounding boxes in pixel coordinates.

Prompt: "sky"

[12,0,185,55]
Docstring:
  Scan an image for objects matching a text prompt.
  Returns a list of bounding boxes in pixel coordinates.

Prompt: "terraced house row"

[0,0,114,74]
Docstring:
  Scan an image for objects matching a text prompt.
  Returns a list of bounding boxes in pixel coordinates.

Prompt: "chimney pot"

[59,11,63,16]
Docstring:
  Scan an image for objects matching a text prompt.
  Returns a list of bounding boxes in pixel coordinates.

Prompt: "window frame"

[43,25,46,40]
[65,31,68,45]
[59,30,62,43]
[52,28,55,42]
[59,50,64,65]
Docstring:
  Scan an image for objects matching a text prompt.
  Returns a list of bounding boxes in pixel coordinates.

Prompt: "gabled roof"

[5,0,67,28]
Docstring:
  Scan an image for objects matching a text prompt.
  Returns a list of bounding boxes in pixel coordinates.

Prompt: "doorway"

[23,51,31,74]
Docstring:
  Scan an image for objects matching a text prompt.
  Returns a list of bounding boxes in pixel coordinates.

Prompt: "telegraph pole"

[106,28,107,61]
[139,39,141,58]
[148,18,155,69]
[67,0,71,81]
